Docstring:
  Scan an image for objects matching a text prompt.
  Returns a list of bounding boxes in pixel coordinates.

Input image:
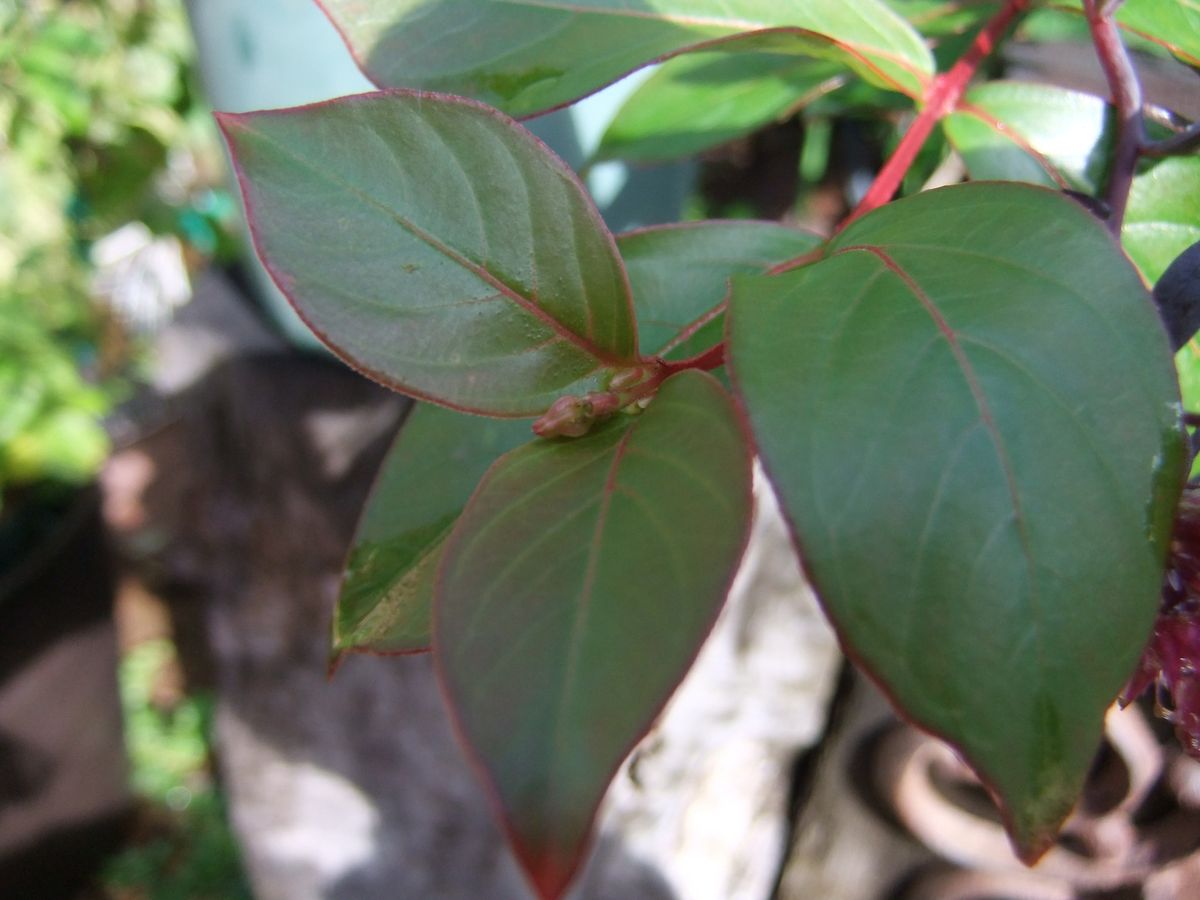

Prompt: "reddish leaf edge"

[312,0,930,117]
[429,371,757,900]
[724,181,1187,864]
[214,89,644,419]
[327,644,431,681]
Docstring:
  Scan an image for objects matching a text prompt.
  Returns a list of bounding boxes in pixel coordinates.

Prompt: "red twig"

[841,0,1032,229]
[664,0,1035,374]
[661,342,726,375]
[1083,0,1144,234]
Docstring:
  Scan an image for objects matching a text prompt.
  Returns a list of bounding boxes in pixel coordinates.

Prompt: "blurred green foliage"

[0,0,231,510]
[102,639,252,900]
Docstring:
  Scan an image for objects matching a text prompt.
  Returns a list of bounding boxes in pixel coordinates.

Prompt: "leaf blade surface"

[729,181,1185,859]
[335,405,534,657]
[318,0,934,114]
[436,370,753,898]
[218,90,638,416]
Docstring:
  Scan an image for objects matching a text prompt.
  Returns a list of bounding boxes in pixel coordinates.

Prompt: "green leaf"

[436,370,752,899]
[943,81,1113,193]
[318,0,934,116]
[334,405,533,658]
[217,91,639,417]
[1124,156,1200,286]
[1114,0,1200,67]
[729,182,1185,861]
[332,220,810,660]
[597,48,847,163]
[619,220,822,359]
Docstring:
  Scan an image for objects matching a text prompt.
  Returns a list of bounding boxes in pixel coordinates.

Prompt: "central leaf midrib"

[247,125,632,367]
[545,423,634,824]
[836,243,1048,679]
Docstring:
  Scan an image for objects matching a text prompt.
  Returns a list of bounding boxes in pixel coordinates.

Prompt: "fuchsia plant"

[216,1,1200,896]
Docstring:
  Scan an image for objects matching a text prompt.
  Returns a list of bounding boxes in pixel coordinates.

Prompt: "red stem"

[661,342,726,374]
[842,0,1031,229]
[1084,0,1144,234]
[666,0,1033,375]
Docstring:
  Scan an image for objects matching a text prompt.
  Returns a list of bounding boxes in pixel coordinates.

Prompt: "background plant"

[218,1,1200,897]
[0,0,233,523]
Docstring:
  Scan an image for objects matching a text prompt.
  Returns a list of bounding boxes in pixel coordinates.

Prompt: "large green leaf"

[597,49,848,163]
[1124,156,1200,286]
[729,182,1185,861]
[334,405,533,658]
[217,91,639,417]
[943,81,1113,193]
[436,370,752,899]
[619,220,822,359]
[317,0,934,116]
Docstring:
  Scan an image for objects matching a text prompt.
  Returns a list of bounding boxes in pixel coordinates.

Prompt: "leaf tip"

[326,649,347,681]
[516,846,579,900]
[1011,827,1057,868]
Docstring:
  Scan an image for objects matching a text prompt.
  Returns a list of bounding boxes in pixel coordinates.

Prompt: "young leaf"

[619,220,823,359]
[1124,156,1200,286]
[943,81,1113,193]
[728,182,1186,862]
[597,48,848,163]
[335,405,533,659]
[436,370,752,899]
[217,91,639,417]
[317,0,934,116]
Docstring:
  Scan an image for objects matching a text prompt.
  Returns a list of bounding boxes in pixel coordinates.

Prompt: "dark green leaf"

[1154,240,1200,350]
[1124,156,1200,286]
[334,405,533,658]
[318,0,934,116]
[436,370,752,899]
[943,81,1113,193]
[729,182,1185,861]
[218,91,640,417]
[597,49,847,163]
[619,220,822,359]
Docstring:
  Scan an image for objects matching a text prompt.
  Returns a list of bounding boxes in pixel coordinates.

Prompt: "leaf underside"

[729,181,1185,860]
[335,406,533,657]
[318,0,934,115]
[598,46,848,163]
[436,370,753,899]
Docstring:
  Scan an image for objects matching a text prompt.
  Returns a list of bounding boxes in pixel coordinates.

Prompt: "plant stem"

[1143,121,1200,158]
[841,0,1031,228]
[661,342,725,375]
[1083,0,1144,234]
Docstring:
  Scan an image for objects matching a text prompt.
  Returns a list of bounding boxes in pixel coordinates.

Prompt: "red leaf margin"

[430,371,758,899]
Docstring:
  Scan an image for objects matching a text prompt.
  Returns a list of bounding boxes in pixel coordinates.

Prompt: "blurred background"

[3,2,1200,899]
